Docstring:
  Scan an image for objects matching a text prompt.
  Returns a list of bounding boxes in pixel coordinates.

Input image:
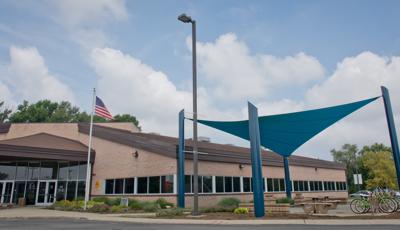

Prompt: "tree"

[113,114,141,131]
[0,101,12,122]
[361,150,397,189]
[8,100,140,129]
[331,144,361,193]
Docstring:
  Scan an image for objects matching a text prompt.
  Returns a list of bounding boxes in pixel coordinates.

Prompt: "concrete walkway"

[0,207,399,225]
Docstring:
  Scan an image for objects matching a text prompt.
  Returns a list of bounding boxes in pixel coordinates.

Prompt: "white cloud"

[88,34,400,161]
[51,0,128,50]
[0,46,75,104]
[90,47,192,133]
[194,33,325,103]
[53,0,128,28]
[298,52,400,159]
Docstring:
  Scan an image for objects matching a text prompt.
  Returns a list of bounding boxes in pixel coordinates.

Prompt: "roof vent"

[198,136,210,142]
[149,132,160,136]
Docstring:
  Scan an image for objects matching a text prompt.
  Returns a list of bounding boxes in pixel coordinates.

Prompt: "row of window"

[105,175,174,195]
[104,175,347,195]
[0,161,87,181]
[293,180,347,192]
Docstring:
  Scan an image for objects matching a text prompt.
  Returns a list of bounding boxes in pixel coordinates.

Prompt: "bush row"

[51,197,175,213]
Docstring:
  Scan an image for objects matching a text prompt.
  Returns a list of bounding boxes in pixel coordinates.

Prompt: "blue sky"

[1,0,400,160]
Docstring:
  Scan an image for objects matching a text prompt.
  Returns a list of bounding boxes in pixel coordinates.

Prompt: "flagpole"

[84,88,96,210]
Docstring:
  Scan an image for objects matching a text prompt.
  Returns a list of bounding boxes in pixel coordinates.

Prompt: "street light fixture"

[178,13,199,216]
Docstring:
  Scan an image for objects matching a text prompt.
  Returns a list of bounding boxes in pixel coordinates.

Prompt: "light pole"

[178,13,199,215]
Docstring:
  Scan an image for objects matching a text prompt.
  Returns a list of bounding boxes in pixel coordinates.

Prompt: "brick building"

[0,122,347,207]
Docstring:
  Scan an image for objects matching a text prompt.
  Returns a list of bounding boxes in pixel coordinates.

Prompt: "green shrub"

[217,197,240,208]
[52,200,82,211]
[142,201,160,212]
[111,205,125,213]
[155,198,174,209]
[92,196,121,206]
[89,203,111,213]
[129,200,143,210]
[106,197,121,206]
[275,197,294,205]
[201,206,234,213]
[233,207,249,214]
[156,208,184,217]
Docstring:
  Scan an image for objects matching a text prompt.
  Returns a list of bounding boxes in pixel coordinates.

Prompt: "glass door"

[0,181,14,204]
[35,180,57,205]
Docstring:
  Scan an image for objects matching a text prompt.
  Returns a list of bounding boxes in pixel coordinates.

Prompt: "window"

[0,162,16,180]
[28,162,40,180]
[294,181,299,191]
[77,181,86,200]
[16,162,28,180]
[78,162,87,180]
[115,179,124,194]
[279,179,285,191]
[243,177,251,192]
[310,181,315,191]
[224,177,232,193]
[216,176,224,193]
[267,178,273,192]
[66,181,77,201]
[40,161,58,180]
[105,179,114,194]
[149,176,161,193]
[58,162,69,180]
[56,181,67,201]
[233,177,241,192]
[304,181,309,191]
[185,175,192,193]
[124,178,135,194]
[299,181,304,191]
[203,176,213,193]
[161,175,174,193]
[137,177,148,194]
[323,181,328,191]
[318,181,323,191]
[68,162,79,180]
[273,178,279,192]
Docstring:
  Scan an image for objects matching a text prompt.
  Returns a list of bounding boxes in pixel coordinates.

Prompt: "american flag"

[95,96,113,120]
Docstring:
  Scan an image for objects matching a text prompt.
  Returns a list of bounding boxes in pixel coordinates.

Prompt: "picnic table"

[300,202,333,214]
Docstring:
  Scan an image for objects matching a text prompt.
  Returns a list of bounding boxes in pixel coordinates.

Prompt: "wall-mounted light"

[132,151,139,158]
[239,164,244,169]
[315,167,318,171]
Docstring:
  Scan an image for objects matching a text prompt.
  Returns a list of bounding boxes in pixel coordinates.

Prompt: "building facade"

[0,122,347,207]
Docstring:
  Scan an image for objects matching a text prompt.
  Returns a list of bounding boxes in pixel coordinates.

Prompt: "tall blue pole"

[248,102,265,217]
[381,86,400,188]
[283,156,292,199]
[178,109,185,208]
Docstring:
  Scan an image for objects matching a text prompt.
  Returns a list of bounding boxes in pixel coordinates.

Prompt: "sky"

[0,0,400,160]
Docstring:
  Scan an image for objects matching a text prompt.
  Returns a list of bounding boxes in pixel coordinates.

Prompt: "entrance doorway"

[0,181,14,204]
[36,180,57,205]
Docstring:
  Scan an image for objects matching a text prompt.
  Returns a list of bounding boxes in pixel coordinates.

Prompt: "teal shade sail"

[197,96,380,157]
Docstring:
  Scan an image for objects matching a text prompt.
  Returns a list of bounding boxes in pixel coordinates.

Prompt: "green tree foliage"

[0,101,12,122]
[361,150,397,190]
[331,144,361,193]
[331,143,396,192]
[113,114,141,131]
[8,100,140,129]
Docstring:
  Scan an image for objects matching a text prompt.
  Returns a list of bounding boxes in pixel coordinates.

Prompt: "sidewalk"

[0,207,399,225]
